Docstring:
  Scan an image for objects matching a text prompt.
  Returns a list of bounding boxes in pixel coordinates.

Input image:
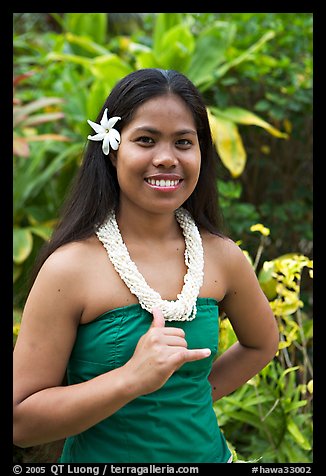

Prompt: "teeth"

[146,178,180,187]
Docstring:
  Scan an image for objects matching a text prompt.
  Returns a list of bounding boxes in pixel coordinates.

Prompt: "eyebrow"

[133,126,197,136]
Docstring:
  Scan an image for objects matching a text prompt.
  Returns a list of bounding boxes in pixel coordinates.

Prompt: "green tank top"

[59,298,231,463]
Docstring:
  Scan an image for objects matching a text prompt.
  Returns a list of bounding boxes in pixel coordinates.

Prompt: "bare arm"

[13,247,210,448]
[13,248,136,447]
[208,240,279,401]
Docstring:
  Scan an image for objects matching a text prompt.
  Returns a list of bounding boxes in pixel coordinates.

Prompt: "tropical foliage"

[13,13,313,463]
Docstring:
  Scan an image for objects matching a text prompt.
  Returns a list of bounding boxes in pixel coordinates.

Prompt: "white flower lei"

[96,208,204,321]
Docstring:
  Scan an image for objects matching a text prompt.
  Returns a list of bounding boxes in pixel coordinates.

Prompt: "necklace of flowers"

[96,208,204,321]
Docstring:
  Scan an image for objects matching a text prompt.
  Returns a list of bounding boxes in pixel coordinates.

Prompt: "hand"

[124,307,211,396]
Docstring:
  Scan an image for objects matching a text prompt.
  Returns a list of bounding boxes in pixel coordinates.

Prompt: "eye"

[176,139,192,148]
[135,136,155,145]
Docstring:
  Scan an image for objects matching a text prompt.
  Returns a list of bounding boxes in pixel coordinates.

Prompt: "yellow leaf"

[307,379,313,394]
[211,106,289,139]
[13,228,33,264]
[208,110,246,177]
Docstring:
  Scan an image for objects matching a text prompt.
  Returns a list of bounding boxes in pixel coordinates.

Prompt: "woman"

[13,68,279,463]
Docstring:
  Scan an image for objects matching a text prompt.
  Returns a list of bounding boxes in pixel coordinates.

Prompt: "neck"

[116,202,181,242]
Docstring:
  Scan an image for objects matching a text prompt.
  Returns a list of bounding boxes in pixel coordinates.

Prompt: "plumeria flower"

[87,108,121,155]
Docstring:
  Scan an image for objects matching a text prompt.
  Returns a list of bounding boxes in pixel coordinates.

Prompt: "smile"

[145,178,181,187]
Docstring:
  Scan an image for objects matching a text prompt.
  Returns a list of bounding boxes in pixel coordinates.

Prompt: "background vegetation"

[13,12,313,463]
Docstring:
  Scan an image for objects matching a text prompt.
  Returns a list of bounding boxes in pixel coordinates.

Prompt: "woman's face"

[112,93,201,216]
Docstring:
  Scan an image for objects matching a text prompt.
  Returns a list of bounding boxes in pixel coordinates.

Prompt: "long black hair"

[31,68,225,283]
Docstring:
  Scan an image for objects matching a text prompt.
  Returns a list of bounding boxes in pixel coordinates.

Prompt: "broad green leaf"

[46,52,92,69]
[222,409,262,430]
[15,143,82,211]
[64,13,107,46]
[29,225,53,241]
[65,32,109,56]
[186,21,236,89]
[89,55,133,85]
[287,419,312,451]
[156,25,194,71]
[153,13,183,54]
[13,228,33,264]
[135,51,161,70]
[210,106,288,139]
[283,401,308,413]
[208,110,246,177]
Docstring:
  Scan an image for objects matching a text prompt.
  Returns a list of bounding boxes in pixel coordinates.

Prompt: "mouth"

[144,175,184,192]
[145,177,182,188]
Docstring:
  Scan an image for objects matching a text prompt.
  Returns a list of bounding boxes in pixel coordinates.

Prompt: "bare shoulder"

[201,230,245,268]
[28,236,101,323]
[41,235,99,276]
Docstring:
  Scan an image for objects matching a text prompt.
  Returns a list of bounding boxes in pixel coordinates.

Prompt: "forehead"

[129,94,196,128]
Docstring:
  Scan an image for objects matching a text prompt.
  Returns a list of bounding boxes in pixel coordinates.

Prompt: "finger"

[185,348,211,362]
[164,335,188,348]
[160,327,185,338]
[170,348,211,366]
[151,307,165,328]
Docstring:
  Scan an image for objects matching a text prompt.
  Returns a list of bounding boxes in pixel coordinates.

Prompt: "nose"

[152,144,178,168]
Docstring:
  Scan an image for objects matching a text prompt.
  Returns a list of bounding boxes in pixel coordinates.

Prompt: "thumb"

[151,307,165,328]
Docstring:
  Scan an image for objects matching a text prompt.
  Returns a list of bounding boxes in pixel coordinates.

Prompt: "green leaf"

[216,30,276,78]
[13,228,33,264]
[89,55,133,84]
[186,21,236,89]
[153,13,183,54]
[13,264,23,283]
[29,225,53,241]
[64,13,107,46]
[65,32,109,56]
[287,419,312,450]
[156,24,194,71]
[136,51,160,70]
[46,52,92,69]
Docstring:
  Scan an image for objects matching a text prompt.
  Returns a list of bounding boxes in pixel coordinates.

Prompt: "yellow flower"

[250,223,270,236]
[307,379,313,394]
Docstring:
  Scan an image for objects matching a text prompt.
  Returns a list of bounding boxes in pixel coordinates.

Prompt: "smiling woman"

[111,93,201,215]
[13,68,279,463]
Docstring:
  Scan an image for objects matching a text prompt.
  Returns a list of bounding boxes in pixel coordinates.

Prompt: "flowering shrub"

[217,224,313,463]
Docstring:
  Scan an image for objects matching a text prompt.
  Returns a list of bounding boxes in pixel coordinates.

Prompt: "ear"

[109,150,118,168]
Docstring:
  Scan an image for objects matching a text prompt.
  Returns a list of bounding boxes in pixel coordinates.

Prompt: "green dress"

[59,298,232,463]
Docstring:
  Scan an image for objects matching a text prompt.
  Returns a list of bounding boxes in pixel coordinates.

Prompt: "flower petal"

[87,119,105,134]
[100,108,110,129]
[107,116,121,129]
[108,128,121,150]
[102,133,111,155]
[87,132,106,141]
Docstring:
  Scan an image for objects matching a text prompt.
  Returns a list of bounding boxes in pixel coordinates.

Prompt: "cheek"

[185,153,201,180]
[115,151,147,184]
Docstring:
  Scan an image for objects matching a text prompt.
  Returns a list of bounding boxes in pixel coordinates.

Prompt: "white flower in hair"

[87,108,121,155]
